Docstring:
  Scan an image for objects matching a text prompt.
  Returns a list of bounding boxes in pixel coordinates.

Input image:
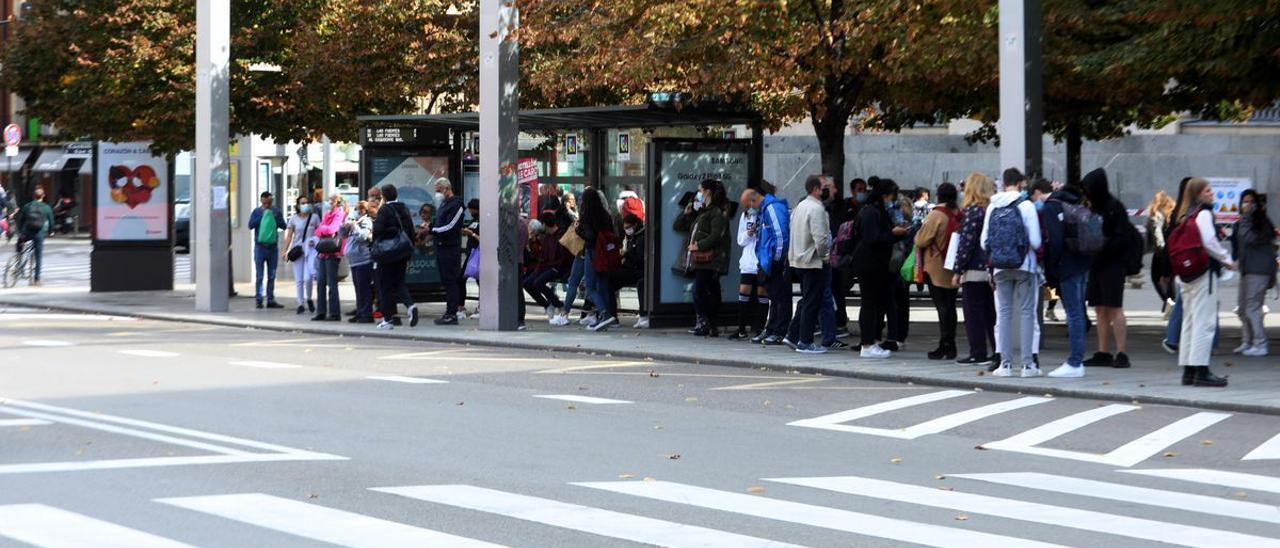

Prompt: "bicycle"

[2,240,35,288]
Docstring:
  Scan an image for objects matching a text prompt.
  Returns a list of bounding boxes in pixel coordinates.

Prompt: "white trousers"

[293,247,316,305]
[1178,273,1217,366]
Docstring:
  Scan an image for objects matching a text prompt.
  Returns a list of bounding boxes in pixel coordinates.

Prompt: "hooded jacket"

[1083,168,1130,268]
[1042,189,1094,283]
[755,194,790,276]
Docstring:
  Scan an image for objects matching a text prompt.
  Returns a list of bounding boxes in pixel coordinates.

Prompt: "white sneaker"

[1232,342,1252,354]
[549,314,569,327]
[1021,365,1043,378]
[544,306,555,318]
[579,313,597,326]
[991,364,1015,377]
[589,316,617,332]
[1048,363,1085,378]
[1243,344,1269,357]
[376,320,394,331]
[633,316,650,329]
[859,345,890,359]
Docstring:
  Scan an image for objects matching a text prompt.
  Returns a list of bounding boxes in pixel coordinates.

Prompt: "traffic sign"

[3,124,21,146]
[5,145,17,158]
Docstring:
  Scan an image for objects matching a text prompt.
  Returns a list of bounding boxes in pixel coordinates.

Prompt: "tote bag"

[464,248,480,279]
[942,233,961,271]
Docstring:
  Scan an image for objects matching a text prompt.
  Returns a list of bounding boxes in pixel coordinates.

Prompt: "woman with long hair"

[674,179,731,337]
[1170,177,1234,386]
[577,187,618,331]
[1231,189,1276,357]
[951,173,997,365]
[282,195,321,315]
[311,195,347,321]
[1146,190,1177,310]
[914,182,961,359]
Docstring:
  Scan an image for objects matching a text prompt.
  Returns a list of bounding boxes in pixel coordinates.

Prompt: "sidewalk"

[2,283,1277,415]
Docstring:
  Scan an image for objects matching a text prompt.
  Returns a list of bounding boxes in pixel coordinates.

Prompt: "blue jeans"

[1058,272,1088,367]
[315,257,341,317]
[819,264,838,345]
[562,255,588,313]
[253,243,278,302]
[787,267,826,345]
[350,262,374,320]
[17,233,44,281]
[583,249,611,318]
[1165,290,1220,348]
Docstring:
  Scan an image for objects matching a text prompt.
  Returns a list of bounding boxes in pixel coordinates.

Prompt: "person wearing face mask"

[1230,189,1276,357]
[458,199,481,318]
[853,178,909,358]
[1169,177,1235,386]
[914,182,962,360]
[431,179,466,325]
[743,182,791,345]
[846,178,869,220]
[729,188,768,340]
[785,175,834,353]
[283,195,321,315]
[609,214,649,328]
[820,177,851,339]
[674,179,731,337]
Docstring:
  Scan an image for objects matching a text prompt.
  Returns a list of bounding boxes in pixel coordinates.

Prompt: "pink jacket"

[315,207,346,258]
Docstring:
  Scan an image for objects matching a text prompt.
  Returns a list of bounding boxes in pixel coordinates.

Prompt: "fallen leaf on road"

[1163,452,1179,458]
[973,387,984,392]
[890,458,902,464]
[977,371,985,376]
[653,425,663,430]
[1201,439,1215,445]
[939,486,955,491]
[1235,491,1248,498]
[747,486,766,494]
[643,476,656,482]
[685,397,698,403]
[648,370,660,378]
[955,515,969,521]
[974,445,988,451]
[456,401,465,406]
[935,475,947,480]
[19,426,29,432]
[763,400,771,406]
[784,404,794,410]
[619,474,635,479]
[308,493,319,499]
[667,454,681,460]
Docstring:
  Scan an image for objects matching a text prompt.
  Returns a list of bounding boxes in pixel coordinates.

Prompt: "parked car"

[175,199,190,252]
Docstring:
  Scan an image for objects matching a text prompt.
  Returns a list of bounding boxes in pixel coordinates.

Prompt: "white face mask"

[693,191,705,210]
[434,192,445,205]
[624,227,635,236]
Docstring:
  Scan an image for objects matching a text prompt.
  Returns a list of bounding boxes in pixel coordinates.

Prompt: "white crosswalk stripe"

[788,390,1051,439]
[951,472,1280,525]
[1245,432,1280,460]
[1122,468,1280,495]
[0,504,193,548]
[768,475,1280,548]
[12,247,190,285]
[375,484,804,547]
[574,480,1066,548]
[980,405,1231,466]
[158,493,503,547]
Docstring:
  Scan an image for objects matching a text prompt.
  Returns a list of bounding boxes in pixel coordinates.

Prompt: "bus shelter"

[358,99,763,325]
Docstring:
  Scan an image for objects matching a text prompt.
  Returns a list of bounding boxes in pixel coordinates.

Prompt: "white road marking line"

[980,405,1231,467]
[159,493,502,548]
[575,480,1064,548]
[0,313,136,322]
[790,392,1050,439]
[769,475,1280,548]
[952,472,1280,525]
[534,395,633,405]
[1244,432,1280,460]
[119,350,180,358]
[0,406,255,456]
[1122,468,1280,495]
[378,349,473,360]
[0,453,343,475]
[710,378,830,391]
[374,484,805,548]
[0,504,194,548]
[366,376,449,384]
[0,418,50,427]
[230,360,303,369]
[21,340,74,347]
[536,361,658,374]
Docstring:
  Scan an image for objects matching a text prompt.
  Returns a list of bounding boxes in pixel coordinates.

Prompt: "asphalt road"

[1,307,1278,548]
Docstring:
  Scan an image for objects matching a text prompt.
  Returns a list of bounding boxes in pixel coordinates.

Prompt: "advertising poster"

[617,134,631,162]
[96,142,169,241]
[369,154,451,285]
[1207,177,1253,225]
[656,142,749,304]
[565,134,579,158]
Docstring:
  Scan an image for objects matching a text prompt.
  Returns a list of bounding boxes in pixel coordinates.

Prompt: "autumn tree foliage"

[0,0,478,153]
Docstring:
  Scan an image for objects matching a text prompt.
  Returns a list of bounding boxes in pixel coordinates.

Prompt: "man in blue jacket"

[247,191,286,309]
[742,185,791,344]
[1042,183,1094,377]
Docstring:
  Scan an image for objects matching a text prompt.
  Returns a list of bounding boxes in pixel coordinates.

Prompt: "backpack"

[1167,214,1210,281]
[592,229,622,273]
[832,219,857,270]
[22,205,46,234]
[1121,218,1144,276]
[1055,200,1104,256]
[987,198,1030,269]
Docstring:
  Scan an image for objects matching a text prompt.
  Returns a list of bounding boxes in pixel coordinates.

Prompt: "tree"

[520,0,997,183]
[0,0,477,153]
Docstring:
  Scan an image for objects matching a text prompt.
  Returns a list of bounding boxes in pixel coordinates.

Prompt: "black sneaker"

[256,300,264,309]
[727,329,750,341]
[825,340,850,350]
[266,301,284,309]
[296,305,306,315]
[750,332,769,344]
[956,356,992,366]
[761,335,784,346]
[434,315,458,326]
[307,299,315,313]
[408,305,420,328]
[1161,339,1178,354]
[986,352,1002,372]
[1083,352,1113,367]
[1113,352,1131,369]
[879,340,900,352]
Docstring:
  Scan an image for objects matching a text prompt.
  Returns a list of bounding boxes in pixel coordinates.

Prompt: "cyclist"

[16,187,54,285]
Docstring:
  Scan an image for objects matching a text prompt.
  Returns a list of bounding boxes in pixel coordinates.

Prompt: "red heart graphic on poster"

[107,165,158,209]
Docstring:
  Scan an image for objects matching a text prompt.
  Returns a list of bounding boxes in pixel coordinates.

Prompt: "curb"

[8,299,1277,417]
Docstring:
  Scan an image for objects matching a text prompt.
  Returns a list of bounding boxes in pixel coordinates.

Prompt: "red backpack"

[1167,214,1209,281]
[592,230,623,273]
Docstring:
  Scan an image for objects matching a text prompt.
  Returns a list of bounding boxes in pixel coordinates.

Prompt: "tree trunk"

[1066,121,1082,186]
[812,112,847,185]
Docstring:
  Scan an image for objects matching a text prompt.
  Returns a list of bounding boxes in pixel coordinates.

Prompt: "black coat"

[373,202,413,242]
[852,203,898,271]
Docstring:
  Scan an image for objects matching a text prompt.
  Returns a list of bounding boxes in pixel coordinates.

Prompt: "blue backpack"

[987,198,1030,269]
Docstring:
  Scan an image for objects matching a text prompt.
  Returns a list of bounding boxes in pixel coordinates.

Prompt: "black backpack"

[22,205,46,234]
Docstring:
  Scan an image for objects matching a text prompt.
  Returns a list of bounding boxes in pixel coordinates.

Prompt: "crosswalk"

[790,389,1277,466]
[4,470,1279,547]
[8,245,190,285]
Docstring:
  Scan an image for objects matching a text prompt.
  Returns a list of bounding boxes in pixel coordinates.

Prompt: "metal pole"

[998,0,1044,178]
[321,135,336,198]
[478,0,520,331]
[194,0,230,312]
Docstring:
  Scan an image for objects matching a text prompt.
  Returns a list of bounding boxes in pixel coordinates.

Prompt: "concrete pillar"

[477,0,521,331]
[321,135,336,198]
[998,0,1044,178]
[194,0,230,312]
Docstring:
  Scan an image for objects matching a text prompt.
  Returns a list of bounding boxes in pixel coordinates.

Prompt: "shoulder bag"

[372,207,414,263]
[287,214,313,262]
